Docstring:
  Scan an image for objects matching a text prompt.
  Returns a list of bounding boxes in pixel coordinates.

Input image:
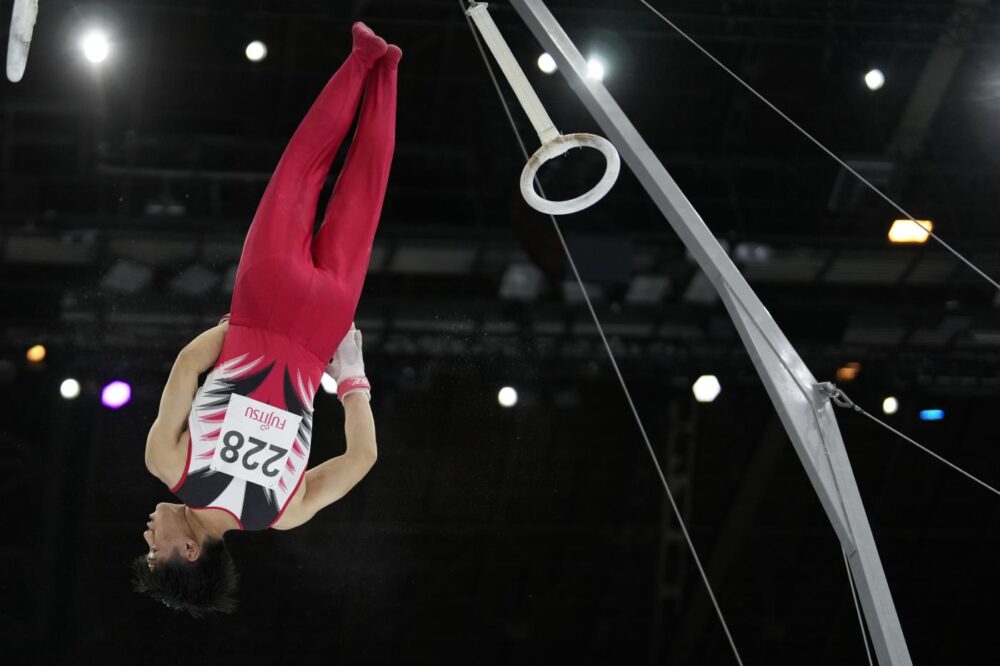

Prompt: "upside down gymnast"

[134,23,400,617]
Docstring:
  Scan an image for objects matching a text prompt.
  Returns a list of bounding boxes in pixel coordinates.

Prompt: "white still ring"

[519,133,621,215]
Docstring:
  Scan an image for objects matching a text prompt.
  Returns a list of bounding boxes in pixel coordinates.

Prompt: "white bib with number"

[209,393,303,490]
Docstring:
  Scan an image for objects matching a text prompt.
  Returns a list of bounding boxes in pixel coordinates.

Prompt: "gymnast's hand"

[327,323,371,402]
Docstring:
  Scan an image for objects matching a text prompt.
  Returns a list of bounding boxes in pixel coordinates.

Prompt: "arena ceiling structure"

[3,1,1000,664]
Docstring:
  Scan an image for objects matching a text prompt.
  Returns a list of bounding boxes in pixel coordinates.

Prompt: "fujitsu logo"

[244,406,287,431]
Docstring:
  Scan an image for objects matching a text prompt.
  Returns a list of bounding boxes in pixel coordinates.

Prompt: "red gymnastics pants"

[227,42,397,379]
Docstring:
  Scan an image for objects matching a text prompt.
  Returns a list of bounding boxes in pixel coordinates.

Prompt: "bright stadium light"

[61,378,81,400]
[882,396,899,415]
[692,375,721,403]
[245,40,268,62]
[586,56,606,81]
[81,30,110,64]
[836,362,862,382]
[498,386,518,408]
[537,53,557,74]
[919,409,944,422]
[26,344,46,363]
[101,380,132,409]
[865,68,885,91]
[888,219,932,244]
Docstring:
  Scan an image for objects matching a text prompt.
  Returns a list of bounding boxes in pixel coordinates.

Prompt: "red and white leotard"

[171,327,323,530]
[168,32,398,529]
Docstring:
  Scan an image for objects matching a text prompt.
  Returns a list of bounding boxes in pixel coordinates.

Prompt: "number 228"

[220,430,287,478]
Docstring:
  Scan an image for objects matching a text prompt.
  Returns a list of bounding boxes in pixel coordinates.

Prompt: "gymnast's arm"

[275,393,378,529]
[144,322,229,477]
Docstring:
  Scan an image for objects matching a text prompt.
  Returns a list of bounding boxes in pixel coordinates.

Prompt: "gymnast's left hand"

[327,323,371,401]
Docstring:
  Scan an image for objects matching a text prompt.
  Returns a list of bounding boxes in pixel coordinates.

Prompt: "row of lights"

[25,344,947,420]
[494,380,710,409]
[838,362,943,419]
[77,25,887,94]
[78,30,271,65]
[33,342,507,407]
[536,52,606,81]
[538,52,886,91]
[881,397,943,421]
[78,30,609,77]
[27,344,132,408]
[697,374,940,419]
[493,376,936,419]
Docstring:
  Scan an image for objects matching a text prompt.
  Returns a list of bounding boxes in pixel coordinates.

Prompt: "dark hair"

[131,539,239,618]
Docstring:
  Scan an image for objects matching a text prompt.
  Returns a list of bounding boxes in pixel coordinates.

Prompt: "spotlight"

[864,69,885,91]
[81,30,110,64]
[919,409,944,421]
[320,373,337,395]
[882,396,898,415]
[245,40,268,62]
[498,386,518,408]
[888,219,932,244]
[61,379,81,400]
[586,57,606,81]
[537,53,557,74]
[692,375,721,403]
[835,362,861,382]
[26,344,46,363]
[101,380,132,409]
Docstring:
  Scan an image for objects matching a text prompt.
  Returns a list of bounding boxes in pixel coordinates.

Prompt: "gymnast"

[133,22,400,617]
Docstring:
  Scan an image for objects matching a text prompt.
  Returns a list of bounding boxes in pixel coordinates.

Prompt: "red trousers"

[229,44,397,369]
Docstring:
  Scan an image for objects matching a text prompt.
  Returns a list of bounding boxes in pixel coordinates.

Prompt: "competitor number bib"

[210,393,303,489]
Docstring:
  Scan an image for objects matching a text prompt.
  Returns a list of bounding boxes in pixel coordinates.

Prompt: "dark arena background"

[4,1,1000,664]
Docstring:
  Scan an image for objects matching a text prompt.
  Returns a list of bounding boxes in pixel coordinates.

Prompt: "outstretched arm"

[299,393,378,516]
[276,324,377,528]
[144,322,228,477]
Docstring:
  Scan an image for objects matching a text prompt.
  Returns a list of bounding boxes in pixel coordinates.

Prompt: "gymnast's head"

[131,503,239,617]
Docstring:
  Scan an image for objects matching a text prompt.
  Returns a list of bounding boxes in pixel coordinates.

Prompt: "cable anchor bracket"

[817,382,861,412]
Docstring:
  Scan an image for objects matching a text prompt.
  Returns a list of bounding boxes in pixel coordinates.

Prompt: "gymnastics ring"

[466,2,620,216]
[520,133,621,216]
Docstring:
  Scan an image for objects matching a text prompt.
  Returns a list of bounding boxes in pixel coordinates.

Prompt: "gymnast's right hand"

[327,323,371,402]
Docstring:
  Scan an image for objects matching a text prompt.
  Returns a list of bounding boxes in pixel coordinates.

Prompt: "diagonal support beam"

[722,283,908,664]
[507,1,911,663]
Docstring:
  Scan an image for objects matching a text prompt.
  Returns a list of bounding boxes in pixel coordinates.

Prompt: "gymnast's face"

[143,503,200,568]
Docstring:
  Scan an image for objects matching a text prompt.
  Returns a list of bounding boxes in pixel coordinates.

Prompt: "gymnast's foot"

[352,22,388,66]
[380,44,402,69]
